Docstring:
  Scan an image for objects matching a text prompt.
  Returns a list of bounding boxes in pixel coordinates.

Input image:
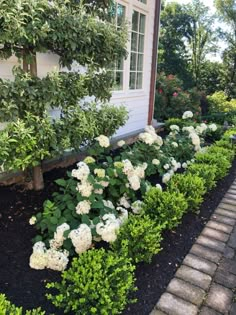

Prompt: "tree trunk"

[33,164,44,191]
[30,53,45,190]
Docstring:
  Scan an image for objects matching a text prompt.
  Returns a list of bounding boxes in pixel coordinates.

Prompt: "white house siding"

[0,0,156,138]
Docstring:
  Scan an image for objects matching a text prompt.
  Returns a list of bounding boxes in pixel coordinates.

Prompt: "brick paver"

[150,178,236,315]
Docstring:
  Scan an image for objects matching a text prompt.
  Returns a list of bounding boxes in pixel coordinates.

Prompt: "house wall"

[0,0,156,138]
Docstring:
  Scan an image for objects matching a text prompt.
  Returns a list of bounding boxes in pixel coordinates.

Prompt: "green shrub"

[214,139,233,150]
[112,214,163,263]
[187,163,217,190]
[46,248,136,315]
[142,188,188,229]
[0,294,45,315]
[207,145,235,162]
[168,173,206,212]
[207,91,236,113]
[164,118,189,131]
[195,151,231,180]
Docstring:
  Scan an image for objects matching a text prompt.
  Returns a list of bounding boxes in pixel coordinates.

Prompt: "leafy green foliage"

[112,214,163,263]
[207,91,236,113]
[207,144,235,162]
[154,73,201,121]
[46,248,136,315]
[0,294,45,315]
[168,173,206,212]
[195,150,231,180]
[0,113,56,171]
[142,187,188,229]
[187,163,217,190]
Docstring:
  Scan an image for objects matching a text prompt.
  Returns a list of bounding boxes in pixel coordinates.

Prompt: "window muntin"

[129,10,146,90]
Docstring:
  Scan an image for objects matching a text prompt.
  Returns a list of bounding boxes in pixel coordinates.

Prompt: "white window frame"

[112,0,150,98]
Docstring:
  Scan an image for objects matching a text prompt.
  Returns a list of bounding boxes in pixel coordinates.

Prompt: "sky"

[165,0,227,61]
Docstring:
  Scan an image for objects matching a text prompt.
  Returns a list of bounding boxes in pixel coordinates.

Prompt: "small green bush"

[168,173,206,212]
[0,294,45,315]
[164,118,190,131]
[187,163,217,190]
[112,214,163,263]
[207,91,236,113]
[46,248,136,315]
[207,145,235,162]
[214,139,233,150]
[195,151,231,180]
[142,188,188,229]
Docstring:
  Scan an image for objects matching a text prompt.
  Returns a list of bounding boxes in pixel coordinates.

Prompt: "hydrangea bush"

[29,111,221,271]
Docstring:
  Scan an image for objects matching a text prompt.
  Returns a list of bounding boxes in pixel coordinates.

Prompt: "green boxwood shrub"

[142,188,188,229]
[187,163,217,191]
[195,151,231,180]
[46,248,136,315]
[168,173,206,212]
[0,294,45,315]
[207,145,235,162]
[112,214,163,263]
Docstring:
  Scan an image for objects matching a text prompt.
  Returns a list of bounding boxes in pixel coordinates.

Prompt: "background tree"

[158,1,194,89]
[0,0,128,190]
[214,0,236,98]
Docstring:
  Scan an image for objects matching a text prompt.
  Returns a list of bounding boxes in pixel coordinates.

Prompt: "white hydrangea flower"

[152,159,160,166]
[138,132,155,145]
[182,111,193,119]
[103,200,115,209]
[162,173,171,184]
[117,140,126,147]
[156,184,163,191]
[208,123,217,131]
[100,180,109,187]
[182,162,188,169]
[76,200,91,215]
[164,164,170,170]
[172,142,178,147]
[94,188,103,195]
[76,181,93,197]
[84,156,96,164]
[29,216,37,225]
[122,159,134,176]
[47,249,69,271]
[183,126,195,133]
[29,242,48,270]
[128,175,141,191]
[94,168,105,178]
[131,200,143,214]
[117,207,129,224]
[170,125,180,132]
[119,196,131,209]
[72,162,90,181]
[95,135,110,148]
[96,217,120,243]
[51,223,70,249]
[69,224,92,254]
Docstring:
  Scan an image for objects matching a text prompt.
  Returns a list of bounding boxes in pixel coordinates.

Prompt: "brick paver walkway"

[150,179,236,315]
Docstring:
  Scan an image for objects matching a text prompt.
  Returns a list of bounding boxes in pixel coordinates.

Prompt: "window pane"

[138,35,144,53]
[139,14,146,34]
[117,4,126,26]
[137,54,143,71]
[131,32,138,52]
[136,72,143,89]
[114,72,123,90]
[129,72,136,89]
[130,53,137,71]
[132,10,139,31]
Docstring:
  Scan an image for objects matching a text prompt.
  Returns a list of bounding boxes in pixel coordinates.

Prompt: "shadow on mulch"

[0,160,235,315]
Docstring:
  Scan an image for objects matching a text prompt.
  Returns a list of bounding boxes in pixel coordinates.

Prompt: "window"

[129,10,146,90]
[111,3,126,91]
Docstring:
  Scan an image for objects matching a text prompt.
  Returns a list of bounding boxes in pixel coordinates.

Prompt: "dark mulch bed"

[0,160,236,315]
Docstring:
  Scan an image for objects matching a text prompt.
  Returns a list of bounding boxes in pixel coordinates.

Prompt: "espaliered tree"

[0,0,128,190]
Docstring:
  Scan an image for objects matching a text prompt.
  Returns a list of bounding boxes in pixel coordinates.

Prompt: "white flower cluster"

[183,126,201,151]
[170,125,180,132]
[29,241,69,271]
[72,162,90,181]
[208,123,217,132]
[76,200,91,215]
[162,157,181,183]
[96,214,120,243]
[196,123,208,135]
[122,160,147,191]
[131,200,143,214]
[119,195,131,208]
[182,111,193,119]
[50,223,70,250]
[95,135,110,148]
[69,224,92,254]
[117,140,126,147]
[138,126,163,146]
